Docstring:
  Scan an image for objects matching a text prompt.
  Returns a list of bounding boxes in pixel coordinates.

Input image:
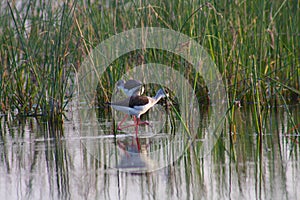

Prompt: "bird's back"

[129,96,149,107]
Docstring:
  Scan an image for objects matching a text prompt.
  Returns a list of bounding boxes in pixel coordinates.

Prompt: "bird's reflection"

[116,135,154,171]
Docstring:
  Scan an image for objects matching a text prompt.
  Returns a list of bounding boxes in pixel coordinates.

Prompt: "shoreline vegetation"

[0,0,299,121]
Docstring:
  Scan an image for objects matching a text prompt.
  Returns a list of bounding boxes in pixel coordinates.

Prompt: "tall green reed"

[1,1,78,120]
[0,0,299,122]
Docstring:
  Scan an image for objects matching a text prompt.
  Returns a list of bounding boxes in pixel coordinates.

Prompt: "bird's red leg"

[119,119,150,129]
[137,120,150,126]
[118,116,151,131]
[134,116,139,136]
[118,123,134,129]
[117,114,128,130]
[135,135,141,151]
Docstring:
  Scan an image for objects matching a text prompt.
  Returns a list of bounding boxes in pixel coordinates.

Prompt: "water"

[0,105,299,200]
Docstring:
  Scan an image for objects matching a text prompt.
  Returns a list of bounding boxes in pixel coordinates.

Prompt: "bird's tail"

[104,102,112,106]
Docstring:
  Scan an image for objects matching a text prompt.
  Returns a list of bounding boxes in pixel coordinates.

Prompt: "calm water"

[0,104,299,200]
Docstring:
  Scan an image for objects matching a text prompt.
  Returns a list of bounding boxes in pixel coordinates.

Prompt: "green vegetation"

[0,0,299,121]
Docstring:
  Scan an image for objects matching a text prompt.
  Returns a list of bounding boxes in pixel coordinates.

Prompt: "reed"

[0,0,298,122]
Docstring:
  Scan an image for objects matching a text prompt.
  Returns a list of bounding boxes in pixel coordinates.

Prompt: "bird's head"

[155,88,169,99]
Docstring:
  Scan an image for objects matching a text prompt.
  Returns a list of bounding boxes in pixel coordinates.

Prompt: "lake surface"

[0,104,299,200]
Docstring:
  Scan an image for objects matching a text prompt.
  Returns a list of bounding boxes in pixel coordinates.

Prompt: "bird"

[116,79,144,97]
[115,79,145,129]
[108,88,168,136]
